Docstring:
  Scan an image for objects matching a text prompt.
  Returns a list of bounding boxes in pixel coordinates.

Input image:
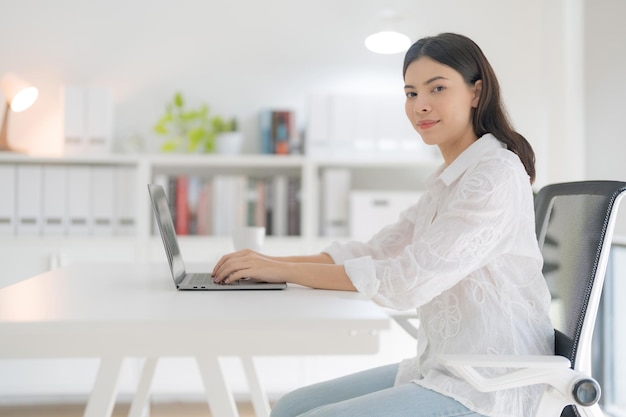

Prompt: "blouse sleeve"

[324,200,422,263]
[330,160,530,310]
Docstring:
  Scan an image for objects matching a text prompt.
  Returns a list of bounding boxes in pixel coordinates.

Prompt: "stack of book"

[153,173,301,237]
[259,109,300,155]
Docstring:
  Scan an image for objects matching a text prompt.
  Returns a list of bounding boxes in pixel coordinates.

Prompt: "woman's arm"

[211,250,356,291]
[266,253,335,264]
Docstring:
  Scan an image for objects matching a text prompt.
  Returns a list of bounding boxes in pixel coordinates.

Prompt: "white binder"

[85,88,113,154]
[115,166,137,236]
[91,166,115,236]
[42,165,68,236]
[67,166,91,236]
[321,168,351,237]
[0,164,16,236]
[62,86,86,156]
[62,86,113,155]
[16,165,42,236]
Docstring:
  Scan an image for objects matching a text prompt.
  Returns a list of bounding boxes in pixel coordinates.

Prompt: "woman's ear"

[472,79,483,108]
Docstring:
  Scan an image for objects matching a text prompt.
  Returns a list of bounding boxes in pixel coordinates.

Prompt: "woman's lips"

[417,120,439,129]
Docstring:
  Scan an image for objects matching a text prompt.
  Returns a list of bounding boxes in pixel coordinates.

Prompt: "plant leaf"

[187,127,206,149]
[153,124,168,135]
[174,92,184,108]
[160,140,178,152]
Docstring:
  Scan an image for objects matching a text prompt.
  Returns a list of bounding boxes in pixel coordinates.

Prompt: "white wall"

[585,0,626,181]
[4,0,624,190]
[0,0,583,185]
[585,0,626,234]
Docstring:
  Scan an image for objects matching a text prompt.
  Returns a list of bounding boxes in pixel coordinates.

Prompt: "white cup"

[232,226,266,251]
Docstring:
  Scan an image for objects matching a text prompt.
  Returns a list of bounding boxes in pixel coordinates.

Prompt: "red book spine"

[175,176,189,235]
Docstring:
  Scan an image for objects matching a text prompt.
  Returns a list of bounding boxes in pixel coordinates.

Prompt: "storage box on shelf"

[314,157,438,241]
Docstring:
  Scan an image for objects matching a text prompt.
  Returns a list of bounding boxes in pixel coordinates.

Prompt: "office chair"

[436,180,626,416]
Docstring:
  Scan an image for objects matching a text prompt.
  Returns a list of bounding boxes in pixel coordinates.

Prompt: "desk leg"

[241,356,271,417]
[196,356,239,417]
[128,357,158,417]
[84,356,124,417]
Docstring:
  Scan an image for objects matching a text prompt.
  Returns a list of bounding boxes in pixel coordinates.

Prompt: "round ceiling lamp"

[364,7,411,55]
[365,30,411,54]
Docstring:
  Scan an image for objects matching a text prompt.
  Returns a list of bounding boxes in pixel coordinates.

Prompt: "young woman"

[212,33,554,417]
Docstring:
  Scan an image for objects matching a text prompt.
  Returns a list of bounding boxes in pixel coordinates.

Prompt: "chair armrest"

[439,353,570,369]
[438,354,601,409]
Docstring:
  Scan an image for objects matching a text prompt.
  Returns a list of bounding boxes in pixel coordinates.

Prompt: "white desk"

[0,263,389,417]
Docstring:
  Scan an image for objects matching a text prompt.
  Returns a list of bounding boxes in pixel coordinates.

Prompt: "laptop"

[148,184,287,290]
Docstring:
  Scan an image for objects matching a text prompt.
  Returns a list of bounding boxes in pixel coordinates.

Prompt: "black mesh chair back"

[534,181,626,417]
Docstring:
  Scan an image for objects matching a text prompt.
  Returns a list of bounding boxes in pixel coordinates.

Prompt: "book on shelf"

[211,175,247,236]
[152,173,302,238]
[272,175,288,236]
[175,176,189,235]
[196,179,212,235]
[259,109,300,155]
[287,176,301,236]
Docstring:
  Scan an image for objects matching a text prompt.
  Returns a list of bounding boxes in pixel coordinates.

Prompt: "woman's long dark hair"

[403,33,536,183]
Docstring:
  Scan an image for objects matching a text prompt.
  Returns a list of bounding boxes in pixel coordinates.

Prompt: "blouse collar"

[429,134,505,187]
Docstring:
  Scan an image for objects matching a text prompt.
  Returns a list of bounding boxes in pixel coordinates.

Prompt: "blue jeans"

[270,363,485,417]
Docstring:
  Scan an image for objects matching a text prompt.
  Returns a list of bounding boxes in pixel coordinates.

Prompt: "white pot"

[215,131,244,155]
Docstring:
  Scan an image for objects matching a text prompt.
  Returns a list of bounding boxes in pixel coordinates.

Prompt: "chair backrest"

[534,181,626,417]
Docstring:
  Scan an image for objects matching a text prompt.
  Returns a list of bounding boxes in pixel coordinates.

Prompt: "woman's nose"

[413,97,430,113]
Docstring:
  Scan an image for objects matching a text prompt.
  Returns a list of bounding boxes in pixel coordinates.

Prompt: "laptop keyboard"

[186,273,240,287]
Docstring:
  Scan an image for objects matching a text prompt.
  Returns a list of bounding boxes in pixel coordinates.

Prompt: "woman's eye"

[405,92,417,98]
[432,86,445,93]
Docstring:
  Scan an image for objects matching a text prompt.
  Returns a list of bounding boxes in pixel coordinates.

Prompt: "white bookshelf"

[0,152,442,284]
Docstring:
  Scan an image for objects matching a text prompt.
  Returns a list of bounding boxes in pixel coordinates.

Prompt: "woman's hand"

[211,250,357,291]
[212,250,288,284]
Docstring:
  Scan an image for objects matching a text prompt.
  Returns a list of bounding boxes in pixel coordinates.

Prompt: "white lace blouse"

[324,134,554,417]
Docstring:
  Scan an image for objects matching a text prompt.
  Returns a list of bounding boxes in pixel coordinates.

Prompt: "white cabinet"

[0,152,439,402]
[0,237,140,288]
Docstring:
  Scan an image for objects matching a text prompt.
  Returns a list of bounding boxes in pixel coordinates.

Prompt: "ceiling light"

[364,7,411,55]
[365,30,411,54]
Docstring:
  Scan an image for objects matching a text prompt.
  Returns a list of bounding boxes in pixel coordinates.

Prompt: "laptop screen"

[148,184,186,284]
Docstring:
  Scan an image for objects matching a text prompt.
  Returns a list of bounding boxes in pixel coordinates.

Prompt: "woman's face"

[404,56,482,164]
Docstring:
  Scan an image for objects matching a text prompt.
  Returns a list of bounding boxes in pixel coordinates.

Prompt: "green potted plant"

[212,116,243,154]
[153,92,239,153]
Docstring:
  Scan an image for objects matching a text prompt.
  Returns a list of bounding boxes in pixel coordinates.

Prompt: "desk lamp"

[0,73,39,152]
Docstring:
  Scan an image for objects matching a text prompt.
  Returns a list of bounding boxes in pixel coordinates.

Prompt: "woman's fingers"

[213,250,256,282]
[214,252,284,284]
